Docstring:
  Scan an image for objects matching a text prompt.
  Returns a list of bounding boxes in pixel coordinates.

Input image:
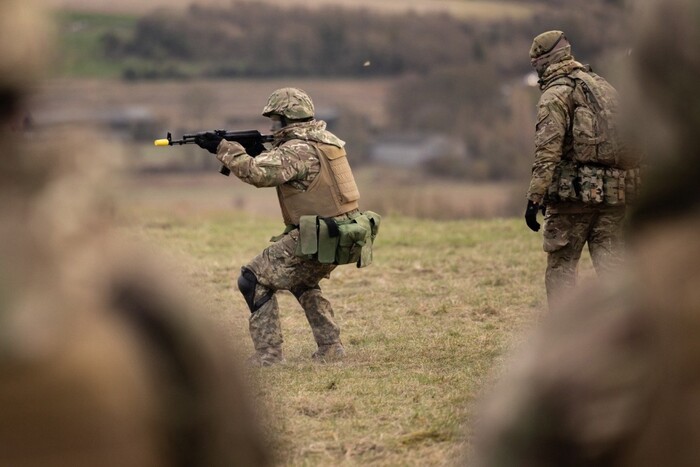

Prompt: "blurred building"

[369,132,467,168]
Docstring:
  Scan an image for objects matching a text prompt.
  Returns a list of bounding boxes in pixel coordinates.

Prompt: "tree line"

[104,0,627,179]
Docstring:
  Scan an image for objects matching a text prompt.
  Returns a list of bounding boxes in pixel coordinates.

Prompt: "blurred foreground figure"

[194,88,380,366]
[525,31,641,306]
[472,1,700,465]
[0,2,270,466]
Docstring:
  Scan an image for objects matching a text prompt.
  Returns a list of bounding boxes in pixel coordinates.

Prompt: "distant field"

[34,77,394,129]
[45,0,537,20]
[120,170,526,220]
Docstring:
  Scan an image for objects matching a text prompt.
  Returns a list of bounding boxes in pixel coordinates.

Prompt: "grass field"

[122,186,598,465]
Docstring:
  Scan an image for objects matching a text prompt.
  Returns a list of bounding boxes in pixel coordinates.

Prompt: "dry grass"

[120,170,527,220]
[120,173,600,465]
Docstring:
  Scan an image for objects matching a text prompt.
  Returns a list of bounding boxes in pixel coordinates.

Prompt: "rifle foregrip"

[220,165,231,176]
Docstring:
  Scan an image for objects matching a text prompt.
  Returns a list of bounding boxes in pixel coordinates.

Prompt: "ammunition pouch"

[295,211,381,268]
[547,161,641,206]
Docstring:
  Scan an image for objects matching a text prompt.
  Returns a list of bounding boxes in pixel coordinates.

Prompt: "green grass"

[124,207,600,465]
[55,11,138,78]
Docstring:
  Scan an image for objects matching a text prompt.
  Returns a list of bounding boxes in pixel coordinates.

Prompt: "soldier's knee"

[237,268,273,313]
[290,284,320,301]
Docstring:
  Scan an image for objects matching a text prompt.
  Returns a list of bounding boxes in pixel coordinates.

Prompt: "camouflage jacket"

[526,59,586,205]
[217,120,344,191]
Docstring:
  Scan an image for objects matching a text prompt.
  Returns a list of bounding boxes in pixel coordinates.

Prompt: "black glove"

[194,132,223,154]
[525,200,545,232]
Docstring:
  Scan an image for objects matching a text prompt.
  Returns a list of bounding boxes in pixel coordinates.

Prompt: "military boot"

[247,347,284,367]
[311,342,346,362]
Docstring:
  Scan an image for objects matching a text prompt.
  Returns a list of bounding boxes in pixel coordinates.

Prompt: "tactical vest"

[277,142,360,225]
[544,68,641,205]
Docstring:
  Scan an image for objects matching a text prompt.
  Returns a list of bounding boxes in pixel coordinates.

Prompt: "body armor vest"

[277,142,360,225]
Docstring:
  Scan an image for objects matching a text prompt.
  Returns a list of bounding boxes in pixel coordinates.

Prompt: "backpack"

[568,68,639,170]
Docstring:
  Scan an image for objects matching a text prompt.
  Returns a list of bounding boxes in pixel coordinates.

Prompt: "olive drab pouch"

[360,211,381,268]
[295,211,381,268]
[334,221,367,266]
[317,219,339,264]
[298,215,319,256]
[603,168,626,206]
[579,165,604,204]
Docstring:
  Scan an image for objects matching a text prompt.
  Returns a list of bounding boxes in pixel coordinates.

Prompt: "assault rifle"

[154,129,273,176]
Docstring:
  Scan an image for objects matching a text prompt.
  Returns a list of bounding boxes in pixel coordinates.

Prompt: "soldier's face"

[531,56,548,77]
[270,115,284,132]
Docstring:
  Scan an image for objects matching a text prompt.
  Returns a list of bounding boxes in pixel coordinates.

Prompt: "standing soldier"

[472,1,700,464]
[195,88,380,366]
[524,31,639,306]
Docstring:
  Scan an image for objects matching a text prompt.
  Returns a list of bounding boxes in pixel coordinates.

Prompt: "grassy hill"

[123,193,598,465]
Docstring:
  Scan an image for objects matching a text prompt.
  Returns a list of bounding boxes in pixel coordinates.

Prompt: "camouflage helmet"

[529,31,569,59]
[530,31,572,74]
[0,0,50,96]
[262,87,315,120]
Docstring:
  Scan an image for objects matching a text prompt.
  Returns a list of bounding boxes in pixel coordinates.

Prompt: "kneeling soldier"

[196,88,379,366]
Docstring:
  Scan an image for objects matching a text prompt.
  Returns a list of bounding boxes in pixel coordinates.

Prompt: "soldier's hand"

[525,200,543,232]
[194,132,223,154]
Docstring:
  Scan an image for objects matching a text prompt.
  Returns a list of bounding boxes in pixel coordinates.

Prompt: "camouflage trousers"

[244,229,339,361]
[542,207,626,306]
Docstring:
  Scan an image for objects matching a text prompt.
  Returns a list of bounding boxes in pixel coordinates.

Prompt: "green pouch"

[354,214,373,268]
[317,220,339,264]
[298,215,318,255]
[336,222,367,265]
[364,211,382,241]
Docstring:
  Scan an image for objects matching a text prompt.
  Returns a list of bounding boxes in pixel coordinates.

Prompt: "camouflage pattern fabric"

[529,31,567,59]
[543,208,625,305]
[261,87,315,119]
[218,120,343,190]
[526,58,584,205]
[246,229,340,363]
[529,31,572,77]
